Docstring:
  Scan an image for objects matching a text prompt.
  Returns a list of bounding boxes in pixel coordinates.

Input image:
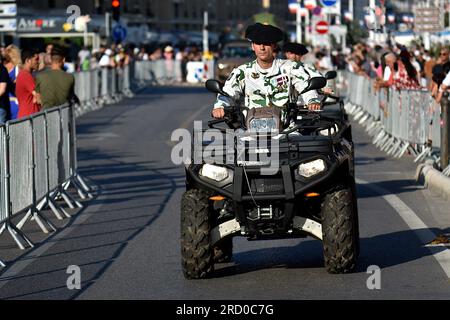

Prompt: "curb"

[416,164,450,200]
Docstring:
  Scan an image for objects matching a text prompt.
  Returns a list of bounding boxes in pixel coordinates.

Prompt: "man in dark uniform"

[282,42,309,63]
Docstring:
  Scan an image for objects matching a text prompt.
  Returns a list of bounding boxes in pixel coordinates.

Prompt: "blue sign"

[320,0,338,7]
[112,24,127,43]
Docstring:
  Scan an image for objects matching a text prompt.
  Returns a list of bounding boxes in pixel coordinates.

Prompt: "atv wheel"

[321,188,358,274]
[213,237,233,263]
[181,189,213,279]
[349,179,360,258]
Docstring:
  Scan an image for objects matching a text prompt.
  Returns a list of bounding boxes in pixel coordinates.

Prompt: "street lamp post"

[349,0,353,22]
[203,10,209,55]
[369,0,376,42]
[296,0,302,43]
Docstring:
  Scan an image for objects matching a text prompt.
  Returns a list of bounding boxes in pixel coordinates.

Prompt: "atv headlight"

[249,117,278,132]
[200,164,229,182]
[298,159,326,178]
[218,63,228,70]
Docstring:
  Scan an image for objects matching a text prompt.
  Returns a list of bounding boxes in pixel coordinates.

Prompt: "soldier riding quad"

[181,72,359,279]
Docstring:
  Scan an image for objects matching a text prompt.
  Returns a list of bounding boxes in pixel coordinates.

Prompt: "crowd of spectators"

[0,44,81,125]
[341,41,450,102]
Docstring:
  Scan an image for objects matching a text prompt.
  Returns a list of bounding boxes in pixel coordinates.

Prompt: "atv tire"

[321,188,358,274]
[213,237,233,263]
[181,189,214,279]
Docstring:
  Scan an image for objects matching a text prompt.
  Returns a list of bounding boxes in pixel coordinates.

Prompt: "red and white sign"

[305,0,317,10]
[315,21,329,34]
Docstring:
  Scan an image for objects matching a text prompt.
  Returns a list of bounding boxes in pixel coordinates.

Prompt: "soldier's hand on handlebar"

[212,108,225,119]
[322,87,334,95]
[307,103,321,111]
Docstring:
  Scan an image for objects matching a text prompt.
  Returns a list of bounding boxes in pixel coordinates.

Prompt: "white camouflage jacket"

[214,58,321,110]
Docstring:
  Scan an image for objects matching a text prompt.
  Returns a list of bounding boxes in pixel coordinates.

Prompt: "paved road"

[0,86,450,299]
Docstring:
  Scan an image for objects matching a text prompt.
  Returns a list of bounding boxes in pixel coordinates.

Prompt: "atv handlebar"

[319,90,341,105]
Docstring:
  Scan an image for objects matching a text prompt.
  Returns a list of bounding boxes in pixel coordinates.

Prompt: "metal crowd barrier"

[73,64,134,118]
[0,63,139,267]
[0,105,94,267]
[134,60,183,85]
[0,58,191,266]
[340,71,449,175]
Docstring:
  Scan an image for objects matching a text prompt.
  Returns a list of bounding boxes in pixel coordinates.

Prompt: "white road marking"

[357,178,450,278]
[166,103,212,147]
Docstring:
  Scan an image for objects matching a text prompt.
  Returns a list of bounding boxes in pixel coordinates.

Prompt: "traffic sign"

[320,0,337,7]
[0,3,16,17]
[414,7,443,33]
[315,21,329,34]
[304,0,317,10]
[112,23,127,43]
[0,17,15,31]
[312,6,322,16]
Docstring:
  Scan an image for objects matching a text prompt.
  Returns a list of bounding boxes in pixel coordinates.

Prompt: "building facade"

[17,0,292,32]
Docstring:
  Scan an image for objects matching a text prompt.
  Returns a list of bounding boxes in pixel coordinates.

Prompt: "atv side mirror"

[205,79,230,97]
[300,77,327,94]
[325,71,337,80]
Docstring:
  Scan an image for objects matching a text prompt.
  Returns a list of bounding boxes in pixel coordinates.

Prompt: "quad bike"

[181,72,359,279]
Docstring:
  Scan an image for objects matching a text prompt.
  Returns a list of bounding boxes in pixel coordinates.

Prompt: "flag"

[387,14,395,23]
[288,0,299,14]
[305,0,317,10]
[344,11,353,21]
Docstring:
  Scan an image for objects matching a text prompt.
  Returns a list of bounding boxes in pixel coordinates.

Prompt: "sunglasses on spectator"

[440,52,449,56]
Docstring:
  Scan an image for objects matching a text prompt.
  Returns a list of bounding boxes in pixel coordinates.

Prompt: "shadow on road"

[356,180,422,199]
[140,86,207,96]
[213,227,450,278]
[0,146,185,300]
[355,156,387,166]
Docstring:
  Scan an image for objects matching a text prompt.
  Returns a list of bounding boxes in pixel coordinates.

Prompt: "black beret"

[245,23,284,44]
[282,42,309,56]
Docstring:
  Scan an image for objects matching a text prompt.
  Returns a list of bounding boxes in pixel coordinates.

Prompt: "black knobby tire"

[213,237,233,263]
[181,189,214,279]
[349,179,360,258]
[321,188,358,274]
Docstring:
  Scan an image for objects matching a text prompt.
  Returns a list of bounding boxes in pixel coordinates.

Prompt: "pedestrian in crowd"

[393,49,420,90]
[175,46,187,82]
[2,44,20,120]
[423,50,436,88]
[16,48,41,118]
[78,46,91,71]
[91,49,102,69]
[375,52,389,79]
[114,47,128,69]
[150,47,162,61]
[138,47,150,61]
[35,46,77,110]
[163,45,175,83]
[375,52,397,90]
[431,48,450,99]
[40,43,54,71]
[187,46,202,62]
[0,55,11,125]
[99,48,115,68]
[46,43,53,55]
